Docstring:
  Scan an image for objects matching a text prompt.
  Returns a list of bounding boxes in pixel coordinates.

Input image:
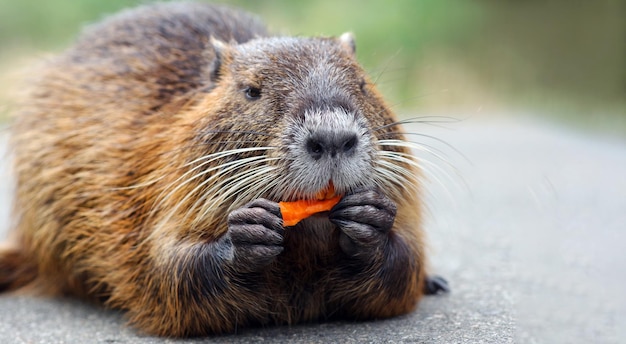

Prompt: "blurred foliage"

[0,0,624,134]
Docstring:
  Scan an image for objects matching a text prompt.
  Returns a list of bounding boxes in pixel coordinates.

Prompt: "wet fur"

[1,2,429,337]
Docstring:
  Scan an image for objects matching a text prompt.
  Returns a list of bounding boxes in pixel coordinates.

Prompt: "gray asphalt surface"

[1,117,624,343]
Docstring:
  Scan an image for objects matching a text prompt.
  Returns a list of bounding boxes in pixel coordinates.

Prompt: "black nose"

[306,131,359,160]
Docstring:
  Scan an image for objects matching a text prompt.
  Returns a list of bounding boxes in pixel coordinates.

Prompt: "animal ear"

[206,37,231,84]
[339,32,356,55]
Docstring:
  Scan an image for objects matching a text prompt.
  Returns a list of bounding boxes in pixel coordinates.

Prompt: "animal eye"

[244,86,262,100]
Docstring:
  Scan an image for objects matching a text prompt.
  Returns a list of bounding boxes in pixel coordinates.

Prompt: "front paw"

[329,188,397,258]
[224,199,284,272]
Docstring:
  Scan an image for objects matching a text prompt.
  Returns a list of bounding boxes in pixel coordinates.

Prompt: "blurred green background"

[0,0,624,134]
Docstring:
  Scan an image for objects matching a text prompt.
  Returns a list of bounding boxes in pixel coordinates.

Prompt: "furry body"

[0,2,439,337]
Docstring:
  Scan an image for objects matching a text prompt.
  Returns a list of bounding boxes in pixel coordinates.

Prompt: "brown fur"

[1,2,427,337]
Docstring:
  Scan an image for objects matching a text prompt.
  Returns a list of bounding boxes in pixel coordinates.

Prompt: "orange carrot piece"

[279,195,341,227]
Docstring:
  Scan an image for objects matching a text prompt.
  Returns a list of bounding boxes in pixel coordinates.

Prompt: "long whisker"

[378,139,469,194]
[183,146,276,168]
[201,140,272,145]
[228,173,278,207]
[190,164,280,226]
[175,156,278,209]
[373,159,419,191]
[196,129,279,138]
[380,132,469,161]
[377,139,457,172]
[373,116,464,132]
[152,154,277,224]
[374,161,442,204]
[195,162,279,210]
[209,166,281,216]
[110,146,276,191]
[377,151,452,197]
[375,153,441,203]
[378,132,470,165]
[377,147,468,202]
[155,157,278,234]
[378,147,462,186]
[370,48,403,86]
[162,154,272,207]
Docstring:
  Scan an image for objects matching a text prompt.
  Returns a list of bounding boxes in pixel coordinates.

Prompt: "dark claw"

[424,275,450,295]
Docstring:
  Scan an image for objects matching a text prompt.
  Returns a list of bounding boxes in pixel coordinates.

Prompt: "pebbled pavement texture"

[1,116,624,343]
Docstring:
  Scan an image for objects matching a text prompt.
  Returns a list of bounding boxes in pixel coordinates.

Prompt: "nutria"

[0,2,448,337]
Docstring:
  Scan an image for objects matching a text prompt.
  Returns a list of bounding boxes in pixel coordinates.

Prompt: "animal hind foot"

[423,275,450,295]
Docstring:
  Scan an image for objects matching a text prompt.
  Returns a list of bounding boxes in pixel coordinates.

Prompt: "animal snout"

[305,130,359,160]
